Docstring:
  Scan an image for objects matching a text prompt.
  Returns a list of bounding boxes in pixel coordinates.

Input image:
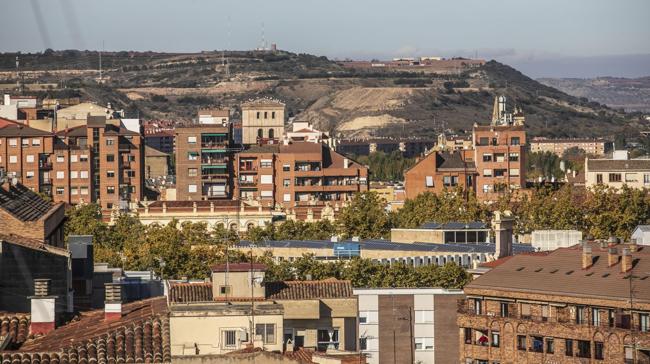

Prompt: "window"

[187,152,198,161]
[106,138,114,146]
[107,186,115,194]
[483,184,490,193]
[70,155,78,163]
[256,111,261,119]
[188,168,198,177]
[495,153,505,162]
[511,137,520,145]
[542,305,549,321]
[596,174,603,184]
[261,190,273,198]
[359,337,367,351]
[625,173,638,182]
[517,335,527,351]
[482,154,492,162]
[268,129,274,139]
[9,138,17,146]
[464,328,472,344]
[594,341,604,360]
[22,138,29,147]
[640,313,649,332]
[500,302,509,317]
[56,171,64,179]
[577,340,590,358]
[576,306,586,324]
[106,170,115,178]
[107,203,113,209]
[255,323,275,344]
[26,171,34,179]
[283,193,290,202]
[609,173,622,182]
[520,303,531,319]
[592,308,601,327]
[257,128,263,138]
[483,169,492,177]
[473,299,482,315]
[80,171,89,179]
[415,310,433,323]
[56,187,64,195]
[531,336,543,352]
[260,175,273,184]
[260,159,272,168]
[32,138,41,146]
[80,186,89,195]
[80,155,88,162]
[223,330,237,348]
[106,154,115,162]
[283,164,290,172]
[187,136,197,144]
[546,338,554,354]
[282,178,290,187]
[188,184,197,193]
[443,175,458,187]
[70,171,78,179]
[565,339,574,356]
[56,155,64,163]
[359,311,378,324]
[264,111,268,119]
[414,337,434,350]
[491,331,500,347]
[478,137,489,146]
[71,187,78,195]
[509,153,519,162]
[509,168,520,177]
[425,176,433,187]
[23,154,35,163]
[644,174,650,185]
[9,155,17,163]
[317,329,339,350]
[219,286,231,295]
[494,169,506,177]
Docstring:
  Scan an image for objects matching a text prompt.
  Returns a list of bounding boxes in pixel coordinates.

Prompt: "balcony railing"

[39,161,53,170]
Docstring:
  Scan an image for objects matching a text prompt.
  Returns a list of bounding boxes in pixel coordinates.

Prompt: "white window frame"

[283,193,291,202]
[415,310,434,324]
[188,184,198,193]
[261,190,273,198]
[260,175,273,184]
[70,171,78,179]
[56,155,65,163]
[359,311,378,324]
[71,155,78,163]
[9,139,17,147]
[9,155,17,163]
[80,171,89,179]
[425,176,433,187]
[26,155,35,163]
[56,171,65,179]
[414,337,434,351]
[187,136,197,144]
[32,138,41,146]
[80,187,89,195]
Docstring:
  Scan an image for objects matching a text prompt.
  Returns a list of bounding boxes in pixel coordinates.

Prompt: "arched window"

[257,128,263,139]
[268,128,274,139]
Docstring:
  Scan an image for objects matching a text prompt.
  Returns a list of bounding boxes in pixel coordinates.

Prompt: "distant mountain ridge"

[0,50,647,139]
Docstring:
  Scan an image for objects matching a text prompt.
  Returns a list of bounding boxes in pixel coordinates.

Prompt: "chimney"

[492,211,514,259]
[3,94,10,106]
[629,238,638,253]
[104,283,123,321]
[30,279,57,336]
[621,248,633,273]
[343,158,349,169]
[581,243,593,269]
[608,246,618,267]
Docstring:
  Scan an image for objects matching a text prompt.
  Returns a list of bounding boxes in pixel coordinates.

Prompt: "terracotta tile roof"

[266,279,354,300]
[0,124,52,137]
[0,315,30,348]
[211,263,267,272]
[3,297,171,363]
[0,183,54,221]
[169,283,212,303]
[284,348,315,363]
[586,158,650,172]
[468,243,650,304]
[280,141,323,155]
[0,234,69,257]
[479,251,550,268]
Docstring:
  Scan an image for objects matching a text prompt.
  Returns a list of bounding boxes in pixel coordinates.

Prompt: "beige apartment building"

[530,137,611,156]
[234,140,369,209]
[168,263,358,356]
[241,98,285,145]
[585,151,650,190]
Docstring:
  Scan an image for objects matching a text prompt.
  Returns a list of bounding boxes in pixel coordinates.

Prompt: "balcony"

[122,160,132,169]
[41,178,53,185]
[239,179,257,187]
[39,161,53,170]
[118,144,132,152]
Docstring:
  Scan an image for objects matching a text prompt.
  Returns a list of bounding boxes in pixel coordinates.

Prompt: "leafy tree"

[337,192,392,239]
[394,189,488,228]
[354,151,415,182]
[526,151,564,180]
[64,203,108,243]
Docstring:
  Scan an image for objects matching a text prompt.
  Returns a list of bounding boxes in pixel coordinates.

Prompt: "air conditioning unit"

[238,330,249,342]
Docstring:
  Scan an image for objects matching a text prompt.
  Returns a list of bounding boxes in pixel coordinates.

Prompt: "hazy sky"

[1,0,649,78]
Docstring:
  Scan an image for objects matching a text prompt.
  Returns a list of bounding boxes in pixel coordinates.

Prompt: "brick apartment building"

[472,96,526,201]
[404,150,476,199]
[234,140,369,208]
[175,118,235,200]
[458,240,650,363]
[0,115,144,210]
[530,137,612,157]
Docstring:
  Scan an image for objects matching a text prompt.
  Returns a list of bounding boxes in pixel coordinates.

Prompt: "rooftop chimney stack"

[492,211,514,259]
[629,238,638,253]
[30,279,57,336]
[608,246,619,267]
[581,243,593,269]
[621,248,633,273]
[104,283,123,321]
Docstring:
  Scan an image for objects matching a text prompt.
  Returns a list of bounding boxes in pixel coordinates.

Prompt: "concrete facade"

[241,99,285,145]
[530,137,610,157]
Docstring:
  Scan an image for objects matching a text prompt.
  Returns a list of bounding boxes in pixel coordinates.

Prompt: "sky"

[1,0,649,78]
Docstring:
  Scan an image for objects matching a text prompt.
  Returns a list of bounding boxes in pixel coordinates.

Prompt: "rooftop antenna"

[260,22,266,51]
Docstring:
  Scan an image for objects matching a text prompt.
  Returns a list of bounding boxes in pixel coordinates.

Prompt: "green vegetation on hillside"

[353,151,415,182]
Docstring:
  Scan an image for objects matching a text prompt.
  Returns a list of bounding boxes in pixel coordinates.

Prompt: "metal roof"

[236,239,535,255]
